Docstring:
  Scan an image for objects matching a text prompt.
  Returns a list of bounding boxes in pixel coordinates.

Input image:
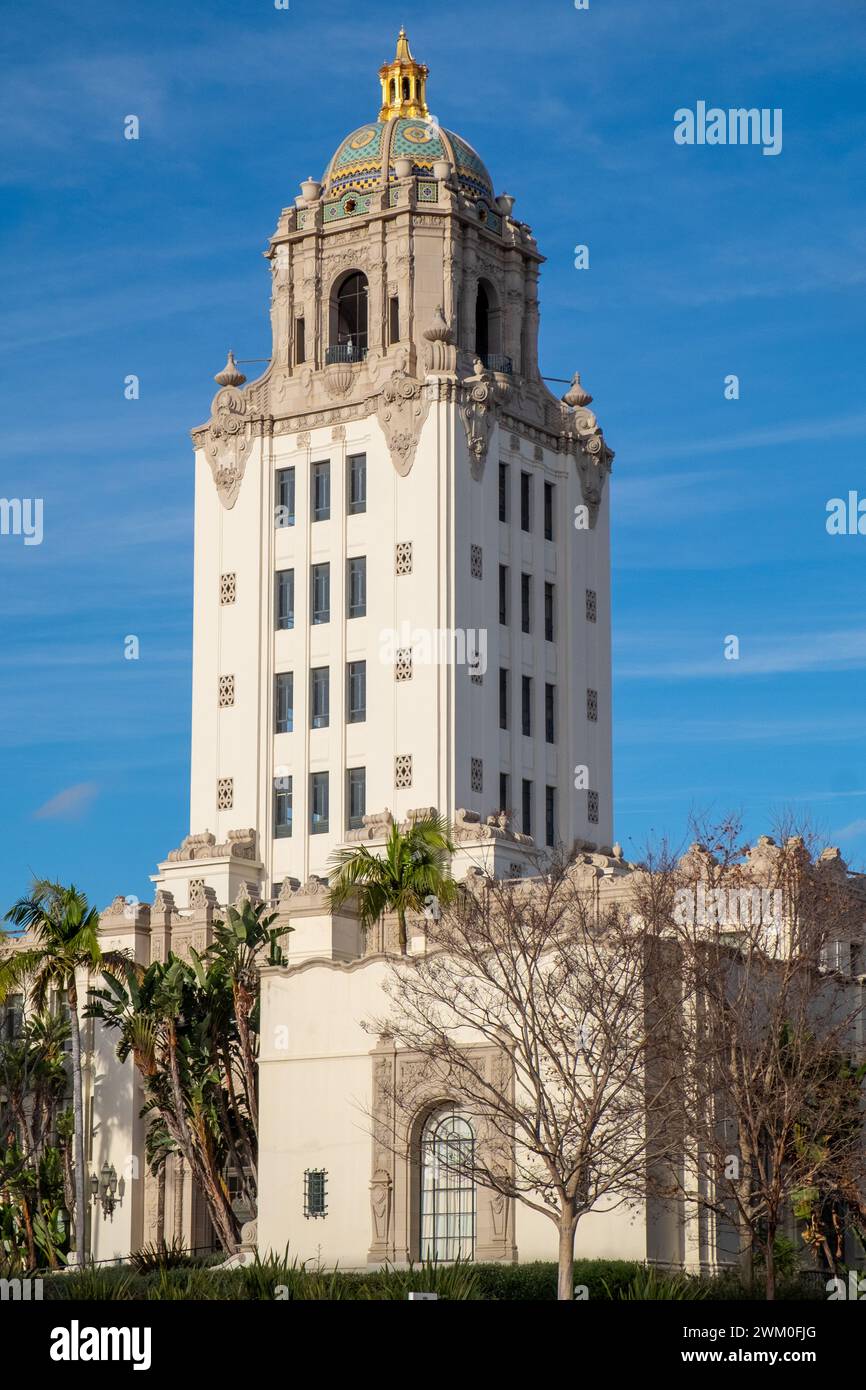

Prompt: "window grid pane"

[275,672,294,734]
[312,461,331,522]
[276,569,294,630]
[348,454,367,514]
[420,1109,476,1263]
[347,556,367,618]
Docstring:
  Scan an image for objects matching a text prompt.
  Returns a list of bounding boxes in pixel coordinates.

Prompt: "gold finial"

[378,28,429,122]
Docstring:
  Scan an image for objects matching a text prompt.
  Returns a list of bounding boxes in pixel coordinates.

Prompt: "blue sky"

[1,0,865,909]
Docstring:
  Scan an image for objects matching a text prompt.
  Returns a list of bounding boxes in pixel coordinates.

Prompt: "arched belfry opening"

[328,271,369,363]
[475,279,502,365]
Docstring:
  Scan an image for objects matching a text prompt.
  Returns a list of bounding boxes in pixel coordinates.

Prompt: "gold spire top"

[378,28,429,122]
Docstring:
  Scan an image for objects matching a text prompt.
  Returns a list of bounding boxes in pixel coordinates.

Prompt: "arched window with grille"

[327,270,369,364]
[419,1106,476,1261]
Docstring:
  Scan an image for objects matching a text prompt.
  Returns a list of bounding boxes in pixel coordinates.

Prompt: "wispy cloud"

[832,818,866,841]
[33,782,99,821]
[616,628,866,679]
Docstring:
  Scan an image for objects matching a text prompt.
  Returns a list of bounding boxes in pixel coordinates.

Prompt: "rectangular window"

[544,582,555,642]
[348,454,367,514]
[347,659,366,723]
[544,480,554,541]
[498,462,509,522]
[347,556,367,618]
[304,1168,327,1219]
[347,767,366,830]
[276,569,294,630]
[275,672,293,734]
[499,667,509,730]
[545,785,556,847]
[312,461,330,522]
[522,778,533,837]
[545,682,556,744]
[310,667,330,729]
[521,573,532,634]
[498,564,509,626]
[276,467,295,527]
[520,471,532,531]
[522,675,532,737]
[311,562,330,624]
[295,317,306,365]
[2,992,24,1042]
[389,296,400,345]
[274,776,293,839]
[499,772,510,817]
[310,772,329,834]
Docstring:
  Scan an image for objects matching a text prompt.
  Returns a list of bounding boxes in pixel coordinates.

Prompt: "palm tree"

[328,811,457,954]
[0,881,126,1266]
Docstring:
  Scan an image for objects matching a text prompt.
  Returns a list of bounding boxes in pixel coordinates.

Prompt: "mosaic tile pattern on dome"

[326,123,387,195]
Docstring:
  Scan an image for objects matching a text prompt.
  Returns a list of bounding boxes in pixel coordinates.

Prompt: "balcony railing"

[481,353,513,375]
[325,343,368,365]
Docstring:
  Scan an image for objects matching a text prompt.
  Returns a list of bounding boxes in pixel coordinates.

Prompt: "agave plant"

[605,1267,710,1301]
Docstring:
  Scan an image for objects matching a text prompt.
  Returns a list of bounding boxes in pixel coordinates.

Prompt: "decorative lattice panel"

[395,755,413,789]
[395,542,413,576]
[217,778,234,811]
[219,675,235,708]
[220,573,236,605]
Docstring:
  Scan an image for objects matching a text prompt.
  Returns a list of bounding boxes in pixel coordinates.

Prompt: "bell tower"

[152,31,616,909]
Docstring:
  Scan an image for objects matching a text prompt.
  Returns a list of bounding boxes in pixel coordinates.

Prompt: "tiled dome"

[323,118,495,203]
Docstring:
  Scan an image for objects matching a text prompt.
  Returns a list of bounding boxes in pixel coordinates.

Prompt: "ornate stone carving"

[323,363,355,399]
[203,383,253,510]
[234,880,262,910]
[166,829,258,863]
[214,350,247,389]
[459,367,497,479]
[296,430,311,449]
[423,305,457,376]
[374,370,430,477]
[561,372,614,526]
[370,1169,392,1245]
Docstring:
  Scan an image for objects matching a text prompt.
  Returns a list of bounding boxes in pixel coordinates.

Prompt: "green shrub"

[131,1237,202,1274]
[472,1259,644,1301]
[362,1258,480,1301]
[606,1267,710,1300]
[47,1265,137,1301]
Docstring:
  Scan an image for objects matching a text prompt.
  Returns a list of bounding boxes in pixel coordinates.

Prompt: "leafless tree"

[372,857,681,1300]
[629,814,866,1300]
